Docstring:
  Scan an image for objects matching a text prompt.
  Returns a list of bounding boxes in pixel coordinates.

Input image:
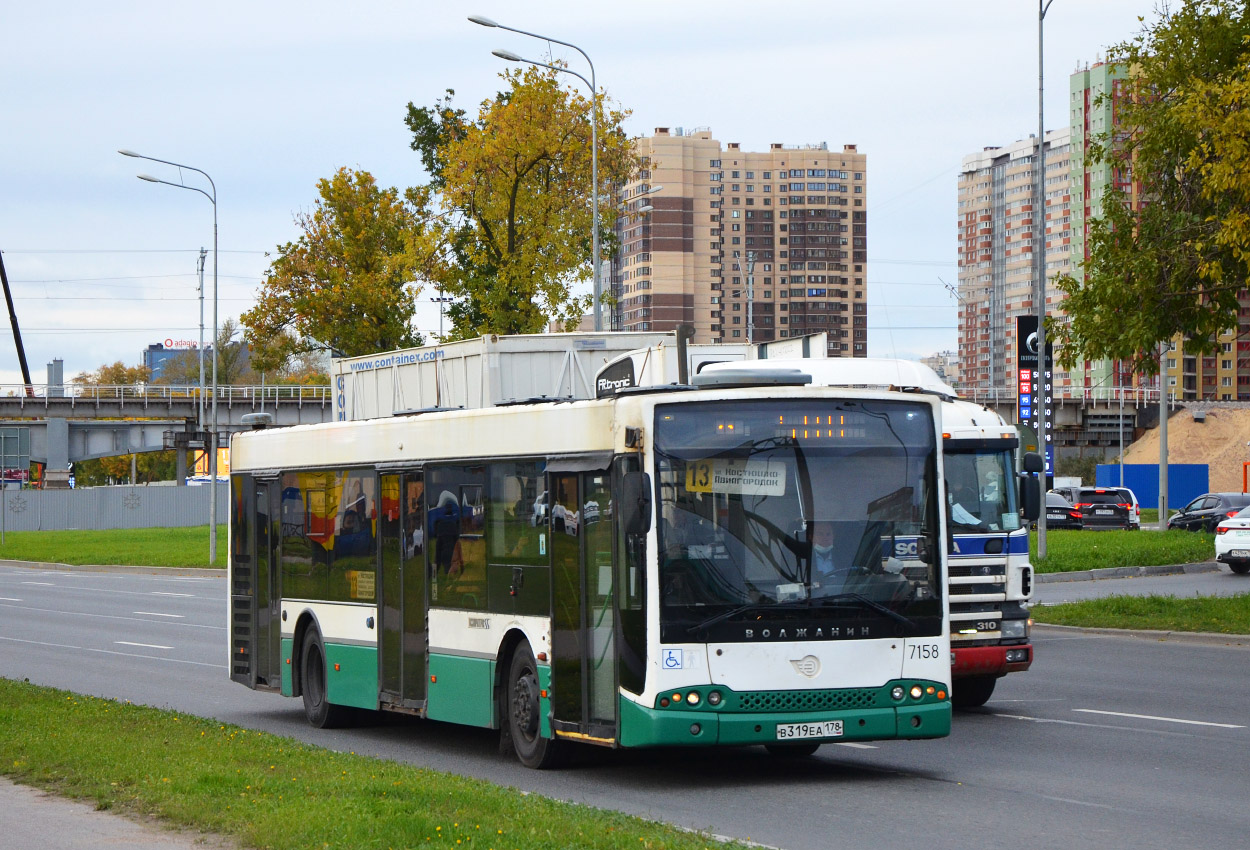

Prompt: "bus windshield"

[654,399,943,642]
[944,448,1020,534]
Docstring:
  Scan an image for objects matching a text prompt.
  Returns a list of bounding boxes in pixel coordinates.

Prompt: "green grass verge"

[1033,593,1250,633]
[0,678,738,850]
[0,525,226,568]
[1139,508,1159,524]
[1030,528,1214,573]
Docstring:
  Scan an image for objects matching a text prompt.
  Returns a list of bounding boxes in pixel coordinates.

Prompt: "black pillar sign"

[1016,315,1054,474]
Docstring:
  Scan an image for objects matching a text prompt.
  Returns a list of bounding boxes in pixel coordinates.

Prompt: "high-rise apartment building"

[956,128,1075,395]
[614,128,868,355]
[1071,61,1248,401]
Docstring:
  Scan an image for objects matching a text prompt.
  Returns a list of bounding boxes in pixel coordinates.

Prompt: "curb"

[1036,561,1221,583]
[0,559,225,578]
[1032,622,1250,648]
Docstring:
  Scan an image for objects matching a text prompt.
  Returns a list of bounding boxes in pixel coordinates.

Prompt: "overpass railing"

[957,387,1170,406]
[0,384,332,407]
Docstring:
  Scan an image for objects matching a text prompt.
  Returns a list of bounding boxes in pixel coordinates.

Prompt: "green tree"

[241,168,433,372]
[1053,0,1250,374]
[406,67,639,338]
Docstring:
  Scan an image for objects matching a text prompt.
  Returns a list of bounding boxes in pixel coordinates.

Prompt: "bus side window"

[428,466,487,610]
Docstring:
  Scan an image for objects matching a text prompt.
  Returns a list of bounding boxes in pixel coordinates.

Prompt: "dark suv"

[1073,487,1133,529]
[1167,492,1250,532]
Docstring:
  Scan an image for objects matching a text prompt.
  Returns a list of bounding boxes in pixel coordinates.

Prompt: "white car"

[1214,506,1250,574]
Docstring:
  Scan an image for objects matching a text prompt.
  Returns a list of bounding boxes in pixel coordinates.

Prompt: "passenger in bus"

[432,491,461,575]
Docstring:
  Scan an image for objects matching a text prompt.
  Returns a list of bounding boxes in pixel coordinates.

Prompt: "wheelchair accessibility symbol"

[661,649,683,669]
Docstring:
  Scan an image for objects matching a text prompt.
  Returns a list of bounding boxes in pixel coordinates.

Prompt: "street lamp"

[471,16,604,331]
[120,149,219,565]
[1034,0,1055,559]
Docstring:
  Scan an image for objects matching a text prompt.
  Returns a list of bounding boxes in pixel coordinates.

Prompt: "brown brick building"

[613,128,868,355]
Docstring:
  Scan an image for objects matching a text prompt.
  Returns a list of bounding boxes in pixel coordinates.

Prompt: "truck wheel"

[505,644,564,769]
[301,628,349,728]
[952,675,997,709]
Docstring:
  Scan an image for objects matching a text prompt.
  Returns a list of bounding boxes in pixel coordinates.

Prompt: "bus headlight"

[909,685,924,699]
[707,691,722,706]
[891,686,905,700]
[1001,619,1028,639]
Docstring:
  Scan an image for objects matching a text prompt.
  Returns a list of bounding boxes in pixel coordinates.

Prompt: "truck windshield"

[944,448,1020,534]
[654,398,943,643]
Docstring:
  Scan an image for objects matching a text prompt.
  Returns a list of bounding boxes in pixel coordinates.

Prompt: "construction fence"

[0,484,229,532]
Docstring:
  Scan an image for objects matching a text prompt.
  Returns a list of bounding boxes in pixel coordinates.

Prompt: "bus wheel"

[764,742,821,757]
[952,676,997,709]
[301,628,349,729]
[506,645,563,769]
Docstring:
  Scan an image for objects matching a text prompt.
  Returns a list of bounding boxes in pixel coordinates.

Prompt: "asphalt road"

[2,564,1249,850]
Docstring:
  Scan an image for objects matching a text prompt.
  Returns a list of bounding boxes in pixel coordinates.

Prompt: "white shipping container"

[331,332,674,421]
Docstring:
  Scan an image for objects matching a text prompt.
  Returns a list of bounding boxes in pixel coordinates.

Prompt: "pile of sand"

[1123,406,1250,493]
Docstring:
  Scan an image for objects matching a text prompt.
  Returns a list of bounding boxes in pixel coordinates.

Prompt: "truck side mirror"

[1020,478,1041,521]
[1022,452,1044,474]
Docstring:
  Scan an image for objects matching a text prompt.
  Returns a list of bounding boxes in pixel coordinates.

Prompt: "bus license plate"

[776,721,843,740]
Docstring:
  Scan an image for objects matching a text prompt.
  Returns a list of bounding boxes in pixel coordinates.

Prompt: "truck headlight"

[1000,619,1028,639]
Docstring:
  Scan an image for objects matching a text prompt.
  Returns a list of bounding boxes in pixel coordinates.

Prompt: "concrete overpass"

[958,386,1173,457]
[0,384,332,484]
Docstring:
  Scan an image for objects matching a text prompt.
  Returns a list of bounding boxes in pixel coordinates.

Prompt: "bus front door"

[379,471,427,710]
[254,480,280,690]
[550,470,618,743]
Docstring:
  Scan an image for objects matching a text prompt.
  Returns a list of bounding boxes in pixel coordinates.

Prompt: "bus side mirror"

[1019,478,1041,522]
[621,472,653,536]
[1022,452,1044,474]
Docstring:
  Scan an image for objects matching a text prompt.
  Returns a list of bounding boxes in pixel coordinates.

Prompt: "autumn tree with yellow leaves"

[407,66,639,338]
[241,168,434,372]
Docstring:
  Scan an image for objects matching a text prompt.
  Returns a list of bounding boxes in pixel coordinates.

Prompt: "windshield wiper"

[686,600,811,634]
[812,593,917,630]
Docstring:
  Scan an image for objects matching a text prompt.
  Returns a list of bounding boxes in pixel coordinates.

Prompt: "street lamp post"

[119,149,219,564]
[469,16,604,331]
[1035,0,1055,559]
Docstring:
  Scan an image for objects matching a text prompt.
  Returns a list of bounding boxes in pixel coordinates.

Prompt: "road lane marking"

[1036,794,1122,811]
[833,742,878,749]
[1072,709,1244,729]
[151,592,195,597]
[20,581,54,586]
[0,635,225,669]
[995,713,1195,738]
[116,641,174,650]
[132,612,185,619]
[0,601,223,631]
[0,597,21,602]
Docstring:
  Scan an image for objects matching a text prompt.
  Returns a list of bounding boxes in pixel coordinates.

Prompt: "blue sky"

[0,0,1153,385]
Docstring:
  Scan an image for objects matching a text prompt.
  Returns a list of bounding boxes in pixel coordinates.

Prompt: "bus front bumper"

[619,697,951,748]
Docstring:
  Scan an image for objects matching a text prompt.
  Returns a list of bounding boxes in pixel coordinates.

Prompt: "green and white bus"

[228,370,952,767]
